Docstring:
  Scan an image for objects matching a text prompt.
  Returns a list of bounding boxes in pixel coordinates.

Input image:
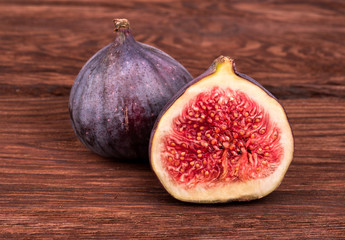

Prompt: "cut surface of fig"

[150,56,294,203]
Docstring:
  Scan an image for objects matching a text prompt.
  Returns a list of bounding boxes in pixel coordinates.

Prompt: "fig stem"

[113,18,130,32]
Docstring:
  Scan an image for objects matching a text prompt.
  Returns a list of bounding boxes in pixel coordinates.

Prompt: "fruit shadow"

[159,189,280,207]
[106,155,152,167]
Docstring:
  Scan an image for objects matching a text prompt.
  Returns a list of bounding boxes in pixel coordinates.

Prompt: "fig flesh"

[69,19,193,160]
[150,56,294,203]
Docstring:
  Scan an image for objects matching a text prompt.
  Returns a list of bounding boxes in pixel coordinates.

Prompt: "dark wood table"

[1,0,344,239]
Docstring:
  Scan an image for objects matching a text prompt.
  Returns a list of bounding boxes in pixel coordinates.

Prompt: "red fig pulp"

[69,19,193,160]
[150,56,294,203]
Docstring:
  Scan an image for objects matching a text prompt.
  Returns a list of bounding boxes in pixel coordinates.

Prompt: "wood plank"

[1,0,344,238]
[0,97,344,238]
[0,0,344,94]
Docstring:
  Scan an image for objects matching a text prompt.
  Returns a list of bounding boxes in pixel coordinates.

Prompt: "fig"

[69,19,193,160]
[150,56,294,203]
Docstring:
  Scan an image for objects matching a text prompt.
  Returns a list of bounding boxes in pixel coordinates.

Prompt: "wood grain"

[1,0,345,239]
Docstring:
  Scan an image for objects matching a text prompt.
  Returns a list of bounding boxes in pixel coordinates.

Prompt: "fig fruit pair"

[69,19,294,203]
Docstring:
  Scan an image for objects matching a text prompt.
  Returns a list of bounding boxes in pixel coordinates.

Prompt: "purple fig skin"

[69,19,193,160]
[149,56,283,160]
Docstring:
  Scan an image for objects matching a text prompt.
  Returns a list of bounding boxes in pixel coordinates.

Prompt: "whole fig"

[69,19,193,160]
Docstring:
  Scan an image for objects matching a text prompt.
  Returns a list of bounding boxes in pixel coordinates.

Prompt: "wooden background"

[1,0,344,239]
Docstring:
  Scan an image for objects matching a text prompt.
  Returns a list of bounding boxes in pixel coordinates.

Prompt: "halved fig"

[150,56,294,203]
